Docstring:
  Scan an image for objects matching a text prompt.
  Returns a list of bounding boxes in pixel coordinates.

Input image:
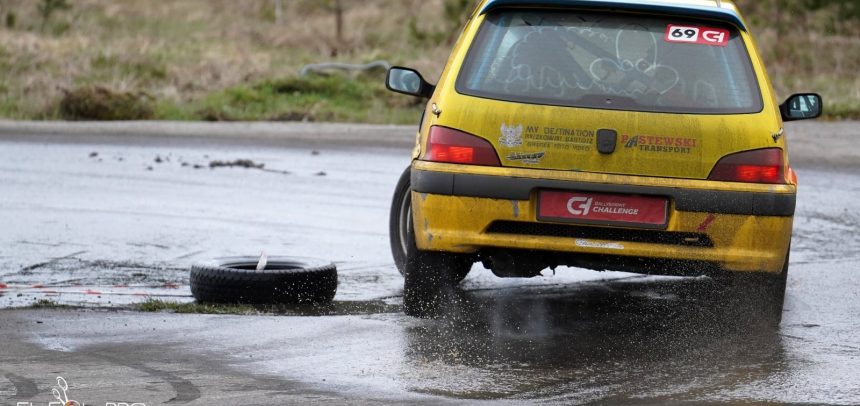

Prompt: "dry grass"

[736,0,860,119]
[0,0,856,122]
[0,0,456,121]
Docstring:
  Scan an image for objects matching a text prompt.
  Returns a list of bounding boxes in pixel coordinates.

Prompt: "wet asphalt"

[1,124,859,405]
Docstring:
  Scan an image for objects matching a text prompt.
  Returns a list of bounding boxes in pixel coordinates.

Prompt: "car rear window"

[456,10,763,114]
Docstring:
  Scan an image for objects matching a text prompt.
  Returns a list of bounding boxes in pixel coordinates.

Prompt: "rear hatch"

[438,8,779,180]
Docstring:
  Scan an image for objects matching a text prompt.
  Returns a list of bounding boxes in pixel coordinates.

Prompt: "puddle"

[1,257,190,308]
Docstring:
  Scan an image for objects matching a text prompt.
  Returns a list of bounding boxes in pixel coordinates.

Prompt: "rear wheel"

[722,247,789,326]
[389,166,472,317]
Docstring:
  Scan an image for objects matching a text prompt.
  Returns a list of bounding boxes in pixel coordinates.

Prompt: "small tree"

[323,0,344,54]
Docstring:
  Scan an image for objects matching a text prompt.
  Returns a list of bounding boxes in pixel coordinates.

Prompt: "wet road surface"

[1,127,859,404]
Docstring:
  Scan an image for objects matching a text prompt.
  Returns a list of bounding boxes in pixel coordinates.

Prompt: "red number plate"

[538,190,668,228]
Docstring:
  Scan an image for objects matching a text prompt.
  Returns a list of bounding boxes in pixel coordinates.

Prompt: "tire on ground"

[720,246,789,326]
[388,167,412,277]
[389,166,472,318]
[190,256,337,305]
[389,166,472,282]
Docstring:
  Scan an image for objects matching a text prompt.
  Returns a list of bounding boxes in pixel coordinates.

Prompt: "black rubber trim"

[486,221,714,247]
[412,169,796,216]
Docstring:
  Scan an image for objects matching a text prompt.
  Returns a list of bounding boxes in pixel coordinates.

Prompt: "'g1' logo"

[567,197,593,216]
[702,30,726,44]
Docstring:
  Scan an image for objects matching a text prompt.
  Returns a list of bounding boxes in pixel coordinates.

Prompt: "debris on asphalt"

[208,159,291,175]
[89,152,98,158]
[209,159,265,170]
[315,171,327,177]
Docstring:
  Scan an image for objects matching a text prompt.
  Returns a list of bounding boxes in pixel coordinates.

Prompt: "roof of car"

[478,0,747,30]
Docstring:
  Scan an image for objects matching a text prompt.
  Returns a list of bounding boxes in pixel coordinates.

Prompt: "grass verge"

[0,0,856,122]
[157,74,423,124]
[137,300,259,315]
[136,299,400,316]
[29,299,72,309]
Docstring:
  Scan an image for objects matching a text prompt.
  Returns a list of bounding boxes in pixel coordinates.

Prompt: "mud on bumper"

[410,168,795,275]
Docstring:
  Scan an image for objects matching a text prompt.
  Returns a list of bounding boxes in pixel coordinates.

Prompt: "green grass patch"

[59,86,155,120]
[825,101,860,120]
[136,299,400,316]
[137,299,259,315]
[29,299,72,309]
[158,74,423,124]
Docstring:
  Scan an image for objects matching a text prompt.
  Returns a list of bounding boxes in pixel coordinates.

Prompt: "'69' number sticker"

[665,24,730,47]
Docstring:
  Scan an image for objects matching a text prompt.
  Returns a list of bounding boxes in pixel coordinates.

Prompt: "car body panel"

[403,0,797,275]
[420,7,787,180]
[412,191,792,273]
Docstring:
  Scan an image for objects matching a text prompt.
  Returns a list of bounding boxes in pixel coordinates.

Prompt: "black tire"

[389,166,472,317]
[403,248,467,318]
[389,166,472,282]
[722,247,789,326]
[388,167,413,277]
[190,256,337,305]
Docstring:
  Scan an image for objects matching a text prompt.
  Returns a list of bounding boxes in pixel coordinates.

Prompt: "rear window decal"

[665,24,730,47]
[456,11,763,114]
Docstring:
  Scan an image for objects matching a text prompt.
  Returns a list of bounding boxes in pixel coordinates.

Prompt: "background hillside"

[0,0,856,123]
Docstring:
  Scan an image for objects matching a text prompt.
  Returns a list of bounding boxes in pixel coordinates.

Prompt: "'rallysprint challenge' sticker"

[665,24,730,47]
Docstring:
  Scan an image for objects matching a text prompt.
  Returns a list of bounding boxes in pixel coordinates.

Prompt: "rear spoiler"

[479,0,747,31]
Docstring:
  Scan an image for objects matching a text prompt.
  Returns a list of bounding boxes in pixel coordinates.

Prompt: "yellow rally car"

[386,0,822,321]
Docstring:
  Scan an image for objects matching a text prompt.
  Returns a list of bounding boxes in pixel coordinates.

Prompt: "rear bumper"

[410,164,795,274]
[412,169,796,217]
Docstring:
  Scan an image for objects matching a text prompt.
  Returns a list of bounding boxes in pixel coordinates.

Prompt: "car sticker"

[506,151,546,164]
[499,123,595,152]
[665,24,730,47]
[622,134,698,154]
[575,239,624,250]
[499,123,523,147]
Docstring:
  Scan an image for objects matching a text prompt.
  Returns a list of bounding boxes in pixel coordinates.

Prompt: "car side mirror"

[780,93,823,122]
[386,67,434,98]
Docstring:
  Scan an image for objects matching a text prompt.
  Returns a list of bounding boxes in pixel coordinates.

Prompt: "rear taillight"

[424,126,500,166]
[708,148,786,184]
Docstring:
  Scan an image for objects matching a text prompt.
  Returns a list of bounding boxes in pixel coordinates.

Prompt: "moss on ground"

[59,86,155,120]
[29,299,72,309]
[136,299,400,316]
